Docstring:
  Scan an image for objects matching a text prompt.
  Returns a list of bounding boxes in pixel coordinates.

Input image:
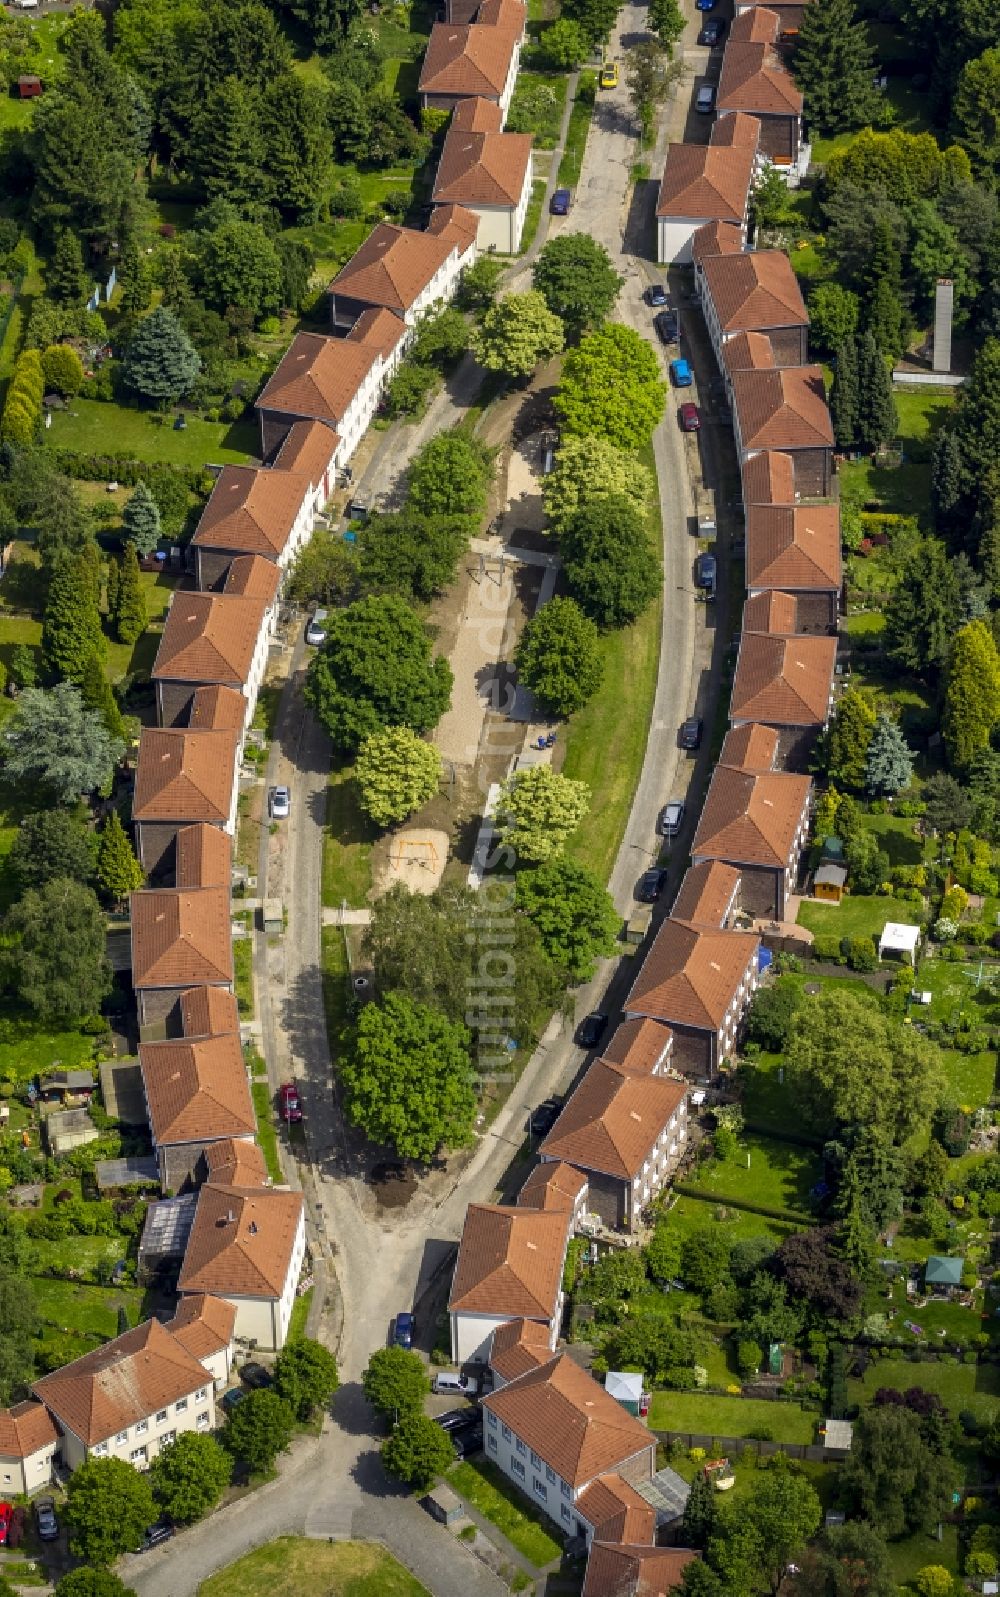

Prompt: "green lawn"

[660,1195,797,1250]
[449,1457,562,1568]
[45,399,258,468]
[30,1234,127,1275]
[198,1538,430,1597]
[647,1390,816,1444]
[251,1081,283,1184]
[848,1356,1000,1425]
[322,764,376,909]
[0,1003,96,1083]
[886,1524,960,1590]
[286,1286,313,1344]
[233,924,254,1019]
[321,925,350,1049]
[32,1276,144,1340]
[861,812,928,867]
[557,78,595,187]
[796,893,922,940]
[685,1133,821,1216]
[507,71,568,148]
[517,179,547,257]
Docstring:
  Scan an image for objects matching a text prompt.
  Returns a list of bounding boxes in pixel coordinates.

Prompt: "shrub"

[933,916,959,942]
[812,933,845,963]
[847,935,878,971]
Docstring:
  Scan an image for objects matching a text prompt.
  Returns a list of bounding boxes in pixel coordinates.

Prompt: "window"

[161,1431,176,1448]
[561,1481,571,1499]
[93,1443,108,1457]
[511,1458,525,1480]
[501,1424,511,1442]
[488,1435,498,1453]
[130,1446,147,1464]
[530,1450,541,1469]
[175,1398,188,1413]
[196,1387,207,1401]
[156,1410,167,1424]
[135,1420,148,1434]
[532,1478,547,1502]
[561,1505,572,1524]
[487,1410,497,1429]
[546,1466,556,1484]
[115,1430,128,1444]
[515,1437,526,1456]
[196,1412,210,1431]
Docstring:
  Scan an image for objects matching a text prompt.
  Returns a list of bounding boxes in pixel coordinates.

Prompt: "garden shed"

[43,1107,98,1156]
[823,1419,853,1453]
[925,1255,965,1295]
[878,921,920,965]
[813,863,847,903]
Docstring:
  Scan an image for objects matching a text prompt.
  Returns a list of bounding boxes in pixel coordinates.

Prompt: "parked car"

[452,1424,484,1460]
[636,868,668,903]
[695,84,717,113]
[240,1361,273,1390]
[550,187,571,215]
[221,1387,246,1414]
[599,61,619,88]
[432,1371,478,1397]
[278,1081,302,1123]
[697,16,726,43]
[654,310,679,345]
[34,1498,58,1543]
[435,1409,478,1432]
[646,282,668,307]
[695,552,717,591]
[134,1522,175,1555]
[529,1099,562,1137]
[0,1504,11,1547]
[658,801,686,838]
[695,0,717,14]
[576,1011,609,1049]
[394,1311,415,1349]
[268,785,290,819]
[669,357,692,387]
[680,402,701,432]
[305,608,328,646]
[679,716,703,750]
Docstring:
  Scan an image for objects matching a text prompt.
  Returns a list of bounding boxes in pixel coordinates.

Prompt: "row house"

[203,1136,270,1190]
[731,365,834,497]
[191,464,317,591]
[734,0,813,37]
[690,218,744,270]
[256,330,383,465]
[419,0,524,118]
[177,984,241,1043]
[165,1294,238,1390]
[448,1202,572,1364]
[671,858,743,929]
[730,627,837,769]
[488,1316,565,1388]
[152,561,280,732]
[538,1056,689,1232]
[346,305,409,381]
[0,1404,58,1497]
[517,1159,588,1222]
[330,212,478,334]
[691,760,812,919]
[433,98,534,254]
[700,249,809,371]
[742,446,795,507]
[602,1015,675,1074]
[130,885,234,1038]
[31,1318,218,1472]
[745,500,841,627]
[656,140,755,266]
[178,1183,306,1352]
[132,726,240,878]
[139,1031,256,1193]
[624,919,761,1077]
[719,8,807,175]
[583,1547,699,1597]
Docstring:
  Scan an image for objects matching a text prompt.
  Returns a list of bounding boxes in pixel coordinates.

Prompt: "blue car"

[695,0,716,9]
[670,358,693,387]
[394,1312,415,1349]
[550,187,571,216]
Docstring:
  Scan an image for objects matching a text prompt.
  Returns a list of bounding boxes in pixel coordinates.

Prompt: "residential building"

[482,1353,655,1538]
[178,1184,307,1350]
[691,762,812,918]
[419,10,523,118]
[190,463,317,589]
[745,501,842,627]
[202,1136,270,1190]
[132,727,240,877]
[433,98,533,253]
[330,214,477,332]
[517,1160,588,1221]
[601,1016,675,1075]
[270,417,340,511]
[178,985,241,1043]
[700,250,809,369]
[741,447,796,506]
[575,1476,655,1549]
[0,1402,58,1496]
[655,142,755,265]
[487,1317,556,1387]
[719,721,781,771]
[346,306,409,380]
[690,219,744,269]
[719,8,806,173]
[582,1545,699,1597]
[151,578,278,731]
[671,860,743,928]
[733,0,813,37]
[139,1033,256,1192]
[743,588,816,636]
[172,823,232,892]
[165,1294,237,1389]
[448,1203,571,1364]
[130,887,234,1036]
[625,919,761,1076]
[539,1059,689,1230]
[730,366,834,497]
[187,683,249,739]
[256,331,383,462]
[32,1319,216,1471]
[730,629,838,768]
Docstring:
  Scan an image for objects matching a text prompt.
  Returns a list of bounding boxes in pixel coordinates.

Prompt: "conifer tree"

[931,427,967,539]
[121,307,201,406]
[48,228,89,304]
[944,619,1000,770]
[830,338,859,449]
[118,238,151,315]
[78,651,126,744]
[865,713,914,798]
[120,481,161,557]
[96,810,144,906]
[793,0,880,135]
[105,553,120,622]
[857,330,898,453]
[42,553,105,684]
[113,546,147,645]
[864,219,906,359]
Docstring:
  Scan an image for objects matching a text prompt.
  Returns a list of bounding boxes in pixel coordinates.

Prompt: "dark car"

[550,187,571,215]
[240,1361,273,1390]
[695,83,717,113]
[529,1099,562,1137]
[278,1081,302,1123]
[134,1522,175,1555]
[34,1498,58,1543]
[576,1012,609,1049]
[435,1408,478,1432]
[452,1424,484,1460]
[697,16,725,43]
[695,552,717,591]
[394,1311,415,1349]
[654,310,679,345]
[680,402,701,432]
[221,1386,246,1414]
[679,716,703,750]
[646,282,668,307]
[636,868,668,903]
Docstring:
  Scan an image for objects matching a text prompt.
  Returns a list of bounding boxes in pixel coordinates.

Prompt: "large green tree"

[149,1432,232,1524]
[841,1404,956,1538]
[273,1337,339,1420]
[533,233,622,336]
[382,1412,455,1488]
[514,597,603,718]
[3,877,113,1023]
[953,47,1000,180]
[193,220,283,321]
[3,683,124,801]
[561,495,661,628]
[496,765,590,864]
[865,713,914,797]
[357,511,467,603]
[857,330,899,452]
[8,808,96,892]
[48,229,89,303]
[516,858,618,982]
[807,284,860,358]
[943,618,1000,768]
[120,481,161,557]
[472,290,564,379]
[793,0,881,135]
[708,1465,822,1596]
[790,1522,897,1597]
[829,338,859,449]
[823,687,876,790]
[121,306,201,405]
[407,431,493,522]
[64,1457,156,1564]
[884,537,960,673]
[340,992,476,1162]
[223,1389,295,1474]
[362,1345,429,1420]
[555,323,666,449]
[354,726,442,829]
[42,550,105,685]
[305,596,453,752]
[112,545,147,645]
[648,0,684,48]
[542,433,652,534]
[54,1571,138,1597]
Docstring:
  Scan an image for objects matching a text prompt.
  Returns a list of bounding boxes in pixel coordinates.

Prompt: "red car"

[0,1503,11,1546]
[278,1082,302,1123]
[680,402,701,432]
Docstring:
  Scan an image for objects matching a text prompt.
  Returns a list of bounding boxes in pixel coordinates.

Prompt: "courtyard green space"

[449,1457,562,1567]
[684,1133,821,1217]
[872,1274,992,1347]
[322,763,376,910]
[796,893,922,941]
[848,1355,1000,1425]
[251,1081,283,1184]
[557,75,596,187]
[198,1538,430,1597]
[507,70,568,148]
[32,1276,144,1342]
[647,1390,816,1444]
[886,1524,960,1590]
[660,1193,798,1250]
[0,1002,96,1082]
[45,399,258,468]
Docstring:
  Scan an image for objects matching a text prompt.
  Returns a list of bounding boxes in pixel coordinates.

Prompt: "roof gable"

[693,766,811,869]
[130,888,234,990]
[731,632,837,726]
[745,502,842,589]
[140,1034,256,1147]
[656,144,755,222]
[179,1184,304,1299]
[732,367,834,452]
[539,1061,688,1180]
[625,921,760,1030]
[133,727,238,826]
[449,1204,570,1319]
[704,250,808,333]
[482,1353,653,1487]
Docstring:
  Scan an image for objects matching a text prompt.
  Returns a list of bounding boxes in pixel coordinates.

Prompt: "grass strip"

[556,75,596,187]
[251,1082,283,1183]
[449,1457,562,1568]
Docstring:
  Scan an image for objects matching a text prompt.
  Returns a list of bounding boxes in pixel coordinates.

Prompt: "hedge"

[51,450,213,495]
[671,1182,813,1227]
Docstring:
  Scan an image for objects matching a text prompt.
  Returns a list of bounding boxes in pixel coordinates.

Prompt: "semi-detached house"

[718,7,806,174]
[449,1202,572,1364]
[130,885,234,1037]
[419,0,524,119]
[132,726,240,877]
[730,627,837,769]
[625,918,761,1077]
[152,561,280,733]
[656,140,756,266]
[190,450,327,591]
[256,330,383,464]
[433,97,533,254]
[745,500,842,628]
[329,213,478,335]
[178,1183,306,1351]
[0,1403,58,1497]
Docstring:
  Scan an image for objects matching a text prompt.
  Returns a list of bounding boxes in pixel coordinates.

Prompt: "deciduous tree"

[841,1404,956,1538]
[362,1345,429,1419]
[305,596,453,752]
[709,1465,822,1596]
[273,1337,339,1420]
[382,1412,454,1488]
[745,981,801,1052]
[357,510,467,602]
[472,290,564,379]
[193,220,283,322]
[223,1389,295,1474]
[556,323,666,448]
[3,877,112,1022]
[64,1457,156,1564]
[561,495,660,628]
[807,284,859,357]
[3,683,123,801]
[542,16,590,68]
[407,431,493,522]
[648,0,684,48]
[354,726,442,828]
[533,233,622,336]
[54,1571,138,1597]
[496,765,591,863]
[9,809,96,892]
[341,993,476,1162]
[516,857,618,982]
[542,434,652,534]
[514,597,603,718]
[149,1432,232,1524]
[286,528,358,608]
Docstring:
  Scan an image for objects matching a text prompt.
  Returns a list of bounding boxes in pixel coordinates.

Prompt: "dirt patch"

[372,826,449,898]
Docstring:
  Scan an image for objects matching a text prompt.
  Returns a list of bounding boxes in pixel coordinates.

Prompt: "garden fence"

[653,1430,848,1464]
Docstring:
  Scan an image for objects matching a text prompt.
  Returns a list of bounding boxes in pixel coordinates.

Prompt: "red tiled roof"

[540,1060,688,1180]
[488,1317,554,1383]
[583,1544,698,1597]
[601,1017,673,1075]
[729,5,780,41]
[693,765,812,869]
[188,685,247,734]
[32,1320,210,1446]
[175,824,232,890]
[626,920,760,1031]
[656,143,755,222]
[732,367,834,452]
[434,122,533,207]
[453,94,503,131]
[691,220,745,264]
[576,1474,656,1547]
[419,20,519,99]
[131,887,233,991]
[731,632,837,726]
[426,202,480,252]
[192,465,308,560]
[743,589,800,634]
[0,1401,57,1459]
[745,502,842,590]
[449,1204,569,1320]
[179,1185,304,1300]
[718,41,803,116]
[179,986,240,1039]
[346,307,408,361]
[133,728,238,826]
[153,591,268,688]
[703,250,808,334]
[482,1354,653,1488]
[222,553,281,605]
[331,223,457,313]
[741,449,796,506]
[719,723,780,771]
[166,1293,238,1362]
[710,110,762,148]
[518,1160,588,1212]
[271,417,340,485]
[140,1033,255,1147]
[671,861,742,927]
[723,330,778,374]
[202,1137,270,1188]
[257,332,380,426]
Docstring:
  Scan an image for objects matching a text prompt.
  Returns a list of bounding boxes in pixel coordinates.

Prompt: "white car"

[658,800,685,838]
[432,1371,479,1397]
[269,786,291,819]
[305,608,328,646]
